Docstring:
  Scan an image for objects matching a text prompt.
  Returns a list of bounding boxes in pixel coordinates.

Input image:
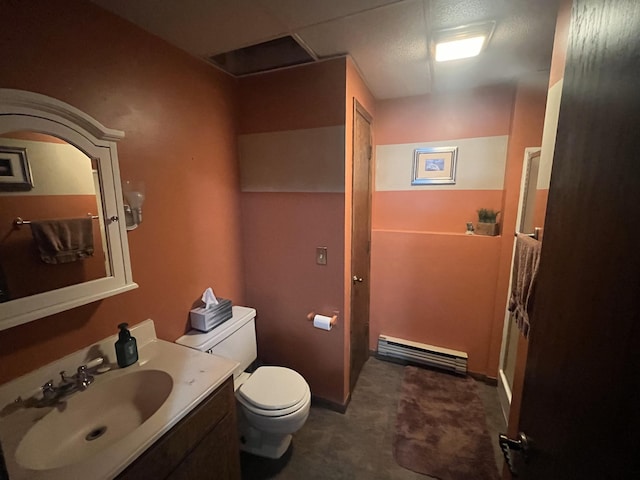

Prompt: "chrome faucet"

[75,365,94,390]
[38,357,104,406]
[58,364,94,392]
[40,380,58,402]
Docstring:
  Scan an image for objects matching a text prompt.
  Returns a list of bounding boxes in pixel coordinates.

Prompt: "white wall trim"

[0,89,124,142]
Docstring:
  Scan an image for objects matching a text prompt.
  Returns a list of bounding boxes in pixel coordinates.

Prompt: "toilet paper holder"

[306,311,338,327]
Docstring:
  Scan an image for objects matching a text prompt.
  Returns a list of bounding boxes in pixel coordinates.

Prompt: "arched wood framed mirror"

[0,89,137,330]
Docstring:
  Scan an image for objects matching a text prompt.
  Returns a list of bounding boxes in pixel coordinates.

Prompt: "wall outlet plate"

[316,247,327,265]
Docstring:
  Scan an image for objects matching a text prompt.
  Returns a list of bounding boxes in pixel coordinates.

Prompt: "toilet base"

[239,423,292,459]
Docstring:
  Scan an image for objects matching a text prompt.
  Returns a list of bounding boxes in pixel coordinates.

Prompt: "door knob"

[499,432,530,476]
[352,275,363,284]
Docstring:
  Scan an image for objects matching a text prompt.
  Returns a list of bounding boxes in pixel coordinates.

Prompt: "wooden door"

[350,100,372,391]
[506,1,640,477]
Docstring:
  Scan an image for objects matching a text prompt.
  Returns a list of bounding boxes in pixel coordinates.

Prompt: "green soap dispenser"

[115,322,138,368]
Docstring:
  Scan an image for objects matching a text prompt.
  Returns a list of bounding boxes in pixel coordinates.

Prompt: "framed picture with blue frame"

[411,146,458,185]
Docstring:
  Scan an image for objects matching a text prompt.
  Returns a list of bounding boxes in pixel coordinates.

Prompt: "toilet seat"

[237,366,310,417]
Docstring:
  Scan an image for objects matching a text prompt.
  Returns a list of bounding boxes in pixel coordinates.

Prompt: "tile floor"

[241,357,506,480]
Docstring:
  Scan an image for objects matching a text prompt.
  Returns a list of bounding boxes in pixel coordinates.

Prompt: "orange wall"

[0,0,244,384]
[376,86,514,144]
[238,60,346,134]
[374,190,504,233]
[241,192,345,400]
[372,86,516,377]
[372,232,502,372]
[238,59,347,405]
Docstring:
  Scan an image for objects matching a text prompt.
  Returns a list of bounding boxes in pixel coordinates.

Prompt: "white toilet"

[175,306,311,459]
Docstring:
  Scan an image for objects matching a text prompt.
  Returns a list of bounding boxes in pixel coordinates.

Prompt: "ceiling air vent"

[208,35,316,76]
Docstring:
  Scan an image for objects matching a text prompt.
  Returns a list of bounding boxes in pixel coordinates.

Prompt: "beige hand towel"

[508,234,542,337]
[30,218,95,264]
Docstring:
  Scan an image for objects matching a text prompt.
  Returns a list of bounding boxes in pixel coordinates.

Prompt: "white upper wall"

[375,135,509,191]
[239,126,345,193]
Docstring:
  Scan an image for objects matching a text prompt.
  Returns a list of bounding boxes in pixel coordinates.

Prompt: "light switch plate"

[316,247,327,265]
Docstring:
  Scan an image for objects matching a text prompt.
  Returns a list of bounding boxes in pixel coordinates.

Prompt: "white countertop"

[0,319,238,479]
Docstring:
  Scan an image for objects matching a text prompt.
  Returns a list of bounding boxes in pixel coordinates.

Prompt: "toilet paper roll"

[313,314,333,331]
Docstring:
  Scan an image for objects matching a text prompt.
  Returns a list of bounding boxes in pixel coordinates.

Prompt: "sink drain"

[85,426,107,442]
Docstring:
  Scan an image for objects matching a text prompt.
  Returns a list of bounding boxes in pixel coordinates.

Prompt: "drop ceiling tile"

[297,0,431,98]
[92,0,287,56]
[429,0,510,29]
[256,0,404,30]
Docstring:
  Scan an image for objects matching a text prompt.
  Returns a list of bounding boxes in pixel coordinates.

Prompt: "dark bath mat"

[393,366,499,480]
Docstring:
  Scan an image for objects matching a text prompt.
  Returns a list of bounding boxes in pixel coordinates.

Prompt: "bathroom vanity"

[0,320,240,479]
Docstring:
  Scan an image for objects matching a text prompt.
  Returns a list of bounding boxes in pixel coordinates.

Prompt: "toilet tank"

[175,306,257,379]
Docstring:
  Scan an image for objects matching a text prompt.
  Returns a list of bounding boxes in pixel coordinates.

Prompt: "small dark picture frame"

[0,146,33,191]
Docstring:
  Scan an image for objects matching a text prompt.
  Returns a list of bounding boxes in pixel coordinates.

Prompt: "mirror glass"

[0,132,111,302]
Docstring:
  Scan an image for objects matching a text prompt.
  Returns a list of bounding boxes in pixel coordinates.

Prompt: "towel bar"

[13,214,99,227]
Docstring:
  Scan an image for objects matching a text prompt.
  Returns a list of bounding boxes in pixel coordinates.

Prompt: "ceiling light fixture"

[432,21,496,62]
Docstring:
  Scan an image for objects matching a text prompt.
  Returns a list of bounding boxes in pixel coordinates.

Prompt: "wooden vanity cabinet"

[117,376,240,480]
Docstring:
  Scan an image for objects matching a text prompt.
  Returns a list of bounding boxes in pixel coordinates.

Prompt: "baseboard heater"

[377,335,468,375]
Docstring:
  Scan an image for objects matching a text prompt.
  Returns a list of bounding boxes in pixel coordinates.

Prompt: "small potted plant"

[476,208,500,236]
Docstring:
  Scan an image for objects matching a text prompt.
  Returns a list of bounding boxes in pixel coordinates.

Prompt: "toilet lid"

[238,366,309,410]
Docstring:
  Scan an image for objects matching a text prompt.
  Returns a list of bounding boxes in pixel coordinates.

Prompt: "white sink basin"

[15,369,173,471]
